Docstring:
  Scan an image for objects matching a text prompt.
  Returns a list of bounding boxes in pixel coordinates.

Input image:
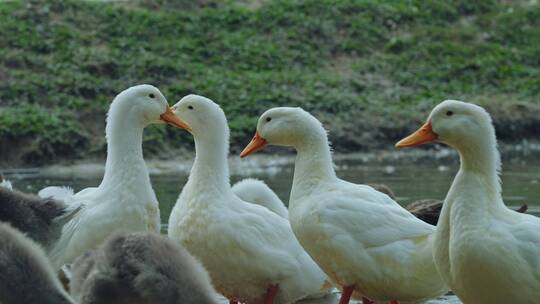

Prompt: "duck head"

[395,100,495,151]
[171,94,230,138]
[240,107,324,157]
[110,84,189,129]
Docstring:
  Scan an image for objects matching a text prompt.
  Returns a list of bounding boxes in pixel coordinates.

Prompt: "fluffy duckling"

[70,232,218,304]
[168,95,329,304]
[0,186,79,256]
[40,85,188,269]
[232,178,288,218]
[241,107,448,304]
[396,100,540,304]
[0,223,75,304]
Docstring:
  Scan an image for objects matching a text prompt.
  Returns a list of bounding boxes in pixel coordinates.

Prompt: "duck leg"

[362,297,375,304]
[264,284,279,304]
[339,285,355,304]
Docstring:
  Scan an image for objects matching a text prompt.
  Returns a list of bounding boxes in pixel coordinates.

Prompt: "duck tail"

[0,174,13,190]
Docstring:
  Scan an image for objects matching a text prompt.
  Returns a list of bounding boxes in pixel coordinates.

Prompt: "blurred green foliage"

[0,0,539,164]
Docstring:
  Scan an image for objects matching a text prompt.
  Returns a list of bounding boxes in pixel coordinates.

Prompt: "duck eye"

[266,117,272,122]
[446,111,453,116]
[148,93,155,99]
[188,105,194,110]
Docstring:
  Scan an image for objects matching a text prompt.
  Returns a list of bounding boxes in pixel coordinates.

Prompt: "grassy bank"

[0,0,539,165]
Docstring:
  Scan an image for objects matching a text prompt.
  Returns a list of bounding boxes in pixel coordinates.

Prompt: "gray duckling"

[70,231,218,304]
[0,186,79,255]
[0,222,75,304]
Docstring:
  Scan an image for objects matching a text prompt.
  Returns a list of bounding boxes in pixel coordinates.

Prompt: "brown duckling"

[367,183,396,200]
[406,199,528,225]
[369,183,528,225]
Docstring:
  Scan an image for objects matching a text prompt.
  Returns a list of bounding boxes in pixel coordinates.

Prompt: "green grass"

[1,0,539,165]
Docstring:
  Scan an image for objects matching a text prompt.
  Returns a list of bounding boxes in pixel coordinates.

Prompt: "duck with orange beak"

[39,85,189,269]
[396,100,540,304]
[167,95,330,304]
[241,107,448,304]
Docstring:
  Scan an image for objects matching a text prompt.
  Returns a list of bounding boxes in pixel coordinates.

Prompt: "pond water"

[7,151,540,223]
[3,150,540,304]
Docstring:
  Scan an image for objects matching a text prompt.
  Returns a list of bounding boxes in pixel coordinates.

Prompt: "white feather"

[38,186,75,204]
[232,178,288,218]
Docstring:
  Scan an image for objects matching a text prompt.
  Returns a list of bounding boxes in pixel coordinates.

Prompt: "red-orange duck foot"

[264,284,279,304]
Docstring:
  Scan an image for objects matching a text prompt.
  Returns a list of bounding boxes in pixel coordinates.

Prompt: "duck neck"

[98,112,151,192]
[442,134,505,222]
[456,137,502,200]
[290,130,336,201]
[187,130,231,194]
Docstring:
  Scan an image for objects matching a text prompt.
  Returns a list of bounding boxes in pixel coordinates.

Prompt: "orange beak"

[395,120,438,148]
[160,105,191,131]
[240,132,268,158]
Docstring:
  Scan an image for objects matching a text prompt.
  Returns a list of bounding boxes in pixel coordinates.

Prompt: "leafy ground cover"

[0,0,538,165]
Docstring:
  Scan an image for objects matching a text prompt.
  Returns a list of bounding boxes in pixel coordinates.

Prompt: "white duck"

[167,95,328,304]
[41,84,189,269]
[232,178,288,218]
[240,107,448,304]
[396,100,540,304]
